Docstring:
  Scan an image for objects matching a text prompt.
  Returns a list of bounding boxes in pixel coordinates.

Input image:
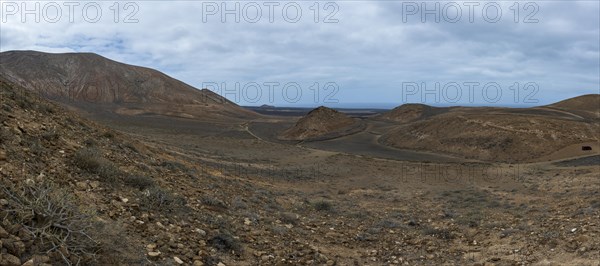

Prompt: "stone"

[36,172,45,181]
[174,257,184,264]
[0,199,8,206]
[195,228,206,236]
[148,251,161,257]
[193,261,204,266]
[75,181,89,191]
[1,253,21,266]
[5,239,26,257]
[146,243,157,251]
[90,181,101,189]
[31,255,50,264]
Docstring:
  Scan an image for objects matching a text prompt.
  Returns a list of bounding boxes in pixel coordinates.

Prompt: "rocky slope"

[0,50,257,120]
[379,104,447,123]
[279,106,364,141]
[380,97,600,162]
[0,77,278,265]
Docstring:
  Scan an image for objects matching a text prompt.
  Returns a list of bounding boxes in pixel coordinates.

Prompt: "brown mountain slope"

[546,94,600,120]
[380,107,600,162]
[0,50,257,120]
[379,103,448,123]
[279,106,364,141]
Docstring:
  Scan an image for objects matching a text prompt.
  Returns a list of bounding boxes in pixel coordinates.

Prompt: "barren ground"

[1,79,598,266]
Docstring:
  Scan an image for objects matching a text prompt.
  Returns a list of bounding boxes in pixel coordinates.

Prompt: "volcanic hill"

[379,98,600,162]
[0,50,257,120]
[279,106,364,141]
[379,103,448,123]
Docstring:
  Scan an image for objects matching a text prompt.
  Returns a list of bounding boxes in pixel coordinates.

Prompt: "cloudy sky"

[1,1,598,108]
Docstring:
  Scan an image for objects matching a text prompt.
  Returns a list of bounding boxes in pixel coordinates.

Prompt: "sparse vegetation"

[0,127,12,143]
[201,195,228,209]
[41,129,59,141]
[208,231,242,253]
[29,139,46,155]
[83,138,97,147]
[161,160,187,172]
[0,180,98,265]
[422,227,454,240]
[73,148,120,181]
[123,174,155,190]
[123,142,139,153]
[456,210,484,228]
[140,187,187,213]
[312,199,334,212]
[279,212,299,225]
[101,131,115,139]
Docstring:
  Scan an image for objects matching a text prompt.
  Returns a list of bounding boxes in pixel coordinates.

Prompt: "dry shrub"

[73,148,120,181]
[1,180,98,265]
[140,187,187,213]
[123,175,155,190]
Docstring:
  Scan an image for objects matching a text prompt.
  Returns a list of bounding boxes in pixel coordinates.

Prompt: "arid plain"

[0,51,598,265]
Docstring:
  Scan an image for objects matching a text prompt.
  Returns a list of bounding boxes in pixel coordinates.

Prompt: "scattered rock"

[21,259,35,266]
[195,228,206,236]
[0,226,9,238]
[261,255,270,262]
[5,238,26,257]
[0,253,21,266]
[90,181,101,189]
[173,257,184,264]
[148,251,161,258]
[76,181,89,191]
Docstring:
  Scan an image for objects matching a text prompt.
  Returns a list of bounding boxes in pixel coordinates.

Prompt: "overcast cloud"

[0,1,598,107]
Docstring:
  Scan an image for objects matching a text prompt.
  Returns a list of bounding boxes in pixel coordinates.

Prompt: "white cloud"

[0,0,598,107]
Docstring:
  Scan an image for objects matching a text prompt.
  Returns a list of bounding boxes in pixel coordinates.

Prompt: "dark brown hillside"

[279,106,364,141]
[379,103,448,123]
[0,77,276,265]
[0,50,257,120]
